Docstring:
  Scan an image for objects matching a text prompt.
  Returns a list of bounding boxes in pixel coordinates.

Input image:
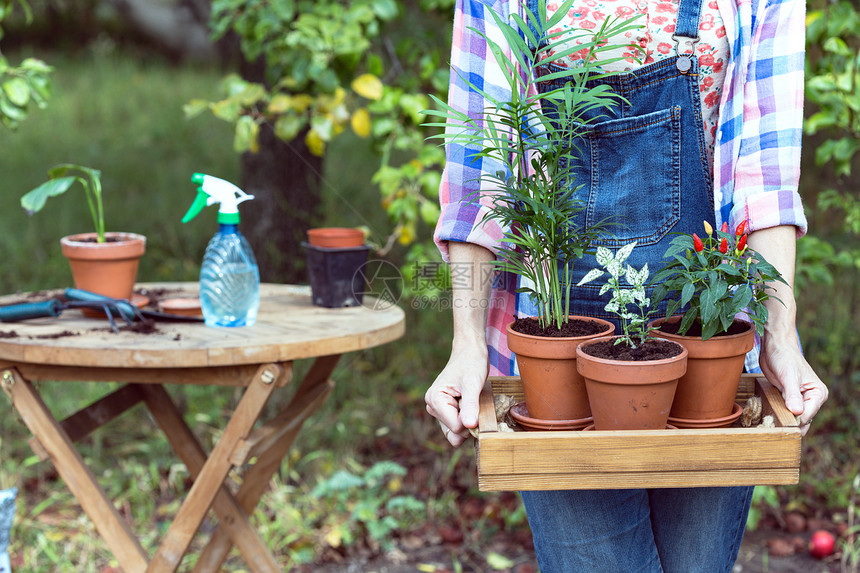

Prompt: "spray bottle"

[183,173,260,327]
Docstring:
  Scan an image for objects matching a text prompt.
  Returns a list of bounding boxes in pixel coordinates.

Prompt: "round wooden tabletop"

[0,283,405,368]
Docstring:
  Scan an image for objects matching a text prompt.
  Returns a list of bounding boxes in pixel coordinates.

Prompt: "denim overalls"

[519,0,717,328]
[519,1,753,572]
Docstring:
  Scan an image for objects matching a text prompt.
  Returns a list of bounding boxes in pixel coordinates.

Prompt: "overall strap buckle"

[671,34,699,73]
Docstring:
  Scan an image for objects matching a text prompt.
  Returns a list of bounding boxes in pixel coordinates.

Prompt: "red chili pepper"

[719,237,728,254]
[736,233,747,252]
[721,221,729,233]
[693,233,704,252]
[736,221,747,236]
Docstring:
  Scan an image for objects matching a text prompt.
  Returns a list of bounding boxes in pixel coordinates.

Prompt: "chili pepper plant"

[650,221,787,340]
[424,0,642,331]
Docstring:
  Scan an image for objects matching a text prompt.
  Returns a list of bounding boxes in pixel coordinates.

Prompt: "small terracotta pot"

[60,232,146,301]
[649,316,755,422]
[507,317,614,421]
[307,227,365,248]
[576,336,687,430]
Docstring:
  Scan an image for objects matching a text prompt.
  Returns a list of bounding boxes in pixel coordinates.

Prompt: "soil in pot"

[581,338,683,361]
[507,317,614,422]
[652,316,755,424]
[576,337,687,430]
[510,317,608,338]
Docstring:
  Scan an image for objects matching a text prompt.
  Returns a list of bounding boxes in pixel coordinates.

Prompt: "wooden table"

[0,282,405,572]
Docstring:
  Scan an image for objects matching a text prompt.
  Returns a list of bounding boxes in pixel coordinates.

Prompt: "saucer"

[508,402,592,431]
[668,402,744,429]
[582,423,678,431]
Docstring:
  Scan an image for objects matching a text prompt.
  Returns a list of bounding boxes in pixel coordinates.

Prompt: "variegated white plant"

[577,242,655,347]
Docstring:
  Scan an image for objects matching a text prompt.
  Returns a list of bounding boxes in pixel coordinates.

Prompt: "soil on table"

[583,338,683,361]
[511,317,610,338]
[658,318,750,337]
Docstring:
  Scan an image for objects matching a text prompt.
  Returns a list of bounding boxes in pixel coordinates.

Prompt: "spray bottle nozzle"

[183,173,254,225]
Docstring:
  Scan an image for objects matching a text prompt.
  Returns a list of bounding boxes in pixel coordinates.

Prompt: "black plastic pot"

[303,242,370,308]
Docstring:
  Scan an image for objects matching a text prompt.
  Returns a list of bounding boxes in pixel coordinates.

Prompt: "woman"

[425,0,829,571]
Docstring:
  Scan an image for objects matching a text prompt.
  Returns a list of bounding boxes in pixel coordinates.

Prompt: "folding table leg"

[145,363,284,573]
[138,383,283,573]
[1,369,150,573]
[193,354,342,573]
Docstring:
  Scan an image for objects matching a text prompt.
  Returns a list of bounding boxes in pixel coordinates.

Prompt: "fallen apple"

[809,530,836,559]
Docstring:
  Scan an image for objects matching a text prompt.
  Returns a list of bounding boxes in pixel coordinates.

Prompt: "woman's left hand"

[747,225,829,436]
[758,330,828,436]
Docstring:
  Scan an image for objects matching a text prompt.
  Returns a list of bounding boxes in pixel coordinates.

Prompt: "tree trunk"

[240,123,323,283]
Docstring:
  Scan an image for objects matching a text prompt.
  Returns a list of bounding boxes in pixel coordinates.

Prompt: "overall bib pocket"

[568,106,682,247]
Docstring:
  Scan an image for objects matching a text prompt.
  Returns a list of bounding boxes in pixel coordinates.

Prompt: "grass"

[0,44,858,571]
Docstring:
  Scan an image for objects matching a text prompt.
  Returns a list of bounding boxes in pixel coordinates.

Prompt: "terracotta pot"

[306,227,365,248]
[576,336,687,430]
[60,232,146,301]
[649,316,755,423]
[506,317,614,421]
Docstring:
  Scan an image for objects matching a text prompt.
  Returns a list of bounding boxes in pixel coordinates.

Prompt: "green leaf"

[20,176,76,214]
[419,201,440,224]
[3,77,29,106]
[486,552,515,570]
[274,113,306,141]
[233,115,260,152]
[680,281,695,307]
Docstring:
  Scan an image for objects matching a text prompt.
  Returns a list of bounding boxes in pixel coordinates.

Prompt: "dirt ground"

[299,517,843,573]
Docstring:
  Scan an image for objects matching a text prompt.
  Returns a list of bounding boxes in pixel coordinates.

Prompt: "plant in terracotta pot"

[20,163,146,301]
[425,5,646,424]
[575,243,688,430]
[648,220,786,427]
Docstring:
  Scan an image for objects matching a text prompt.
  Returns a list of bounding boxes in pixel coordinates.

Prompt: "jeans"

[520,486,753,572]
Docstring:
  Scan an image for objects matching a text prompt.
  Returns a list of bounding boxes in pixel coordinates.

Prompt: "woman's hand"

[425,341,488,447]
[758,329,828,436]
[425,242,495,446]
[747,226,829,436]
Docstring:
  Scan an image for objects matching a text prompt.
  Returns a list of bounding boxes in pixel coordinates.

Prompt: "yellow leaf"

[351,108,371,138]
[416,565,438,573]
[352,74,384,101]
[291,94,314,113]
[324,527,342,548]
[398,223,415,245]
[305,129,326,156]
[268,94,292,114]
[387,476,402,492]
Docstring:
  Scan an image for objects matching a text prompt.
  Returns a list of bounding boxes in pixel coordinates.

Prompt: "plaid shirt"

[434,0,808,376]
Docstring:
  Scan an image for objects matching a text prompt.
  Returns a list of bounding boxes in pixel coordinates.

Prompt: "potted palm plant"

[425,2,644,424]
[575,243,688,430]
[648,221,786,427]
[20,163,146,302]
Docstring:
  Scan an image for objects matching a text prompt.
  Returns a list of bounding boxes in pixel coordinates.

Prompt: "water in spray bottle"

[183,173,260,327]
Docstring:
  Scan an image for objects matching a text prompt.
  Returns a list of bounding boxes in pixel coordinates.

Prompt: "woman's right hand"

[425,241,495,447]
[425,341,488,447]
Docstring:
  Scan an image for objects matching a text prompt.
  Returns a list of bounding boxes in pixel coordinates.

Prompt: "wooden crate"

[476,374,801,491]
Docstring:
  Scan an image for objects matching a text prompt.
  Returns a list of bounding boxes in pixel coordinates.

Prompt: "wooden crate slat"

[478,429,799,474]
[479,468,800,491]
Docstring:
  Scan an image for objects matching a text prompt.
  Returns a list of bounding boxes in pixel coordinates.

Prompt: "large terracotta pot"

[576,336,687,430]
[650,316,755,424]
[506,317,614,422]
[60,232,146,301]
